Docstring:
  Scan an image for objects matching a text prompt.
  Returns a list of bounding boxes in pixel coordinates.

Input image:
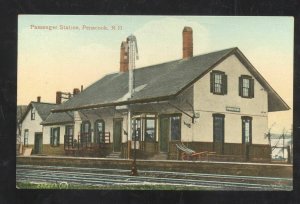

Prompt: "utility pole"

[126,34,139,176]
[288,124,293,163]
[282,129,285,161]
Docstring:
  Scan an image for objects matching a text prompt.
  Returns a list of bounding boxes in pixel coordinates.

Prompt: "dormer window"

[31,108,35,120]
[239,75,254,98]
[210,71,227,95]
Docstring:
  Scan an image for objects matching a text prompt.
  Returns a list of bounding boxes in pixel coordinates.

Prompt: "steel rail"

[16,168,290,187]
[17,164,292,181]
[16,168,291,190]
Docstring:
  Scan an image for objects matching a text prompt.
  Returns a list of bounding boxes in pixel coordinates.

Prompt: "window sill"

[240,96,253,99]
[212,92,226,95]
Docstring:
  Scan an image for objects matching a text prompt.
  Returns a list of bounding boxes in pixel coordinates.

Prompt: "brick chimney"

[73,88,80,96]
[37,96,41,103]
[56,91,62,104]
[120,41,129,72]
[182,26,193,59]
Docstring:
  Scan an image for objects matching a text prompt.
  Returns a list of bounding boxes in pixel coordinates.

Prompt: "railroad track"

[16,165,292,190]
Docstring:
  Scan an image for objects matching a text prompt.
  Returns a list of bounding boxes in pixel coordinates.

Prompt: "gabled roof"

[41,111,74,125]
[19,102,58,123]
[42,109,105,125]
[233,49,290,112]
[52,47,289,113]
[17,105,27,122]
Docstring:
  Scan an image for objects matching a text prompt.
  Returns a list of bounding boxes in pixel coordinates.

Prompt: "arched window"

[94,120,105,144]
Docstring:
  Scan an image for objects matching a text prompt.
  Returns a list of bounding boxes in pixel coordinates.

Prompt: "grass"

[16,181,212,190]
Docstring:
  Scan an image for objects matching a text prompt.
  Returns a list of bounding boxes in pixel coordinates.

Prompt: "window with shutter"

[210,71,227,95]
[239,75,254,98]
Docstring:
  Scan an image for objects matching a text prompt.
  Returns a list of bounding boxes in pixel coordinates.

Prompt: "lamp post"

[131,118,138,176]
[126,34,139,176]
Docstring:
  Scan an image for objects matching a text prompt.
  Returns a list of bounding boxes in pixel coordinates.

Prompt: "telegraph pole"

[126,34,139,176]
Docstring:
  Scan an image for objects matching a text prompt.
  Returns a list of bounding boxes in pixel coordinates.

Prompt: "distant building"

[19,97,58,155]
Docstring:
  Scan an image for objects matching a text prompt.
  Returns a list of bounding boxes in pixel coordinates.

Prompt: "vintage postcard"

[16,15,293,190]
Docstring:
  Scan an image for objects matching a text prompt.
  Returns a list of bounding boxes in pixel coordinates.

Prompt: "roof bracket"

[79,110,89,120]
[168,102,197,123]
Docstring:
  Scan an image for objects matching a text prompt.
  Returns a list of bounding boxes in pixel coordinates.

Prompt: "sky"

[18,15,293,133]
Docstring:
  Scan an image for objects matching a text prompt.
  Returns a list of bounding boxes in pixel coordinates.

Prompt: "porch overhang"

[41,121,74,126]
[51,95,174,113]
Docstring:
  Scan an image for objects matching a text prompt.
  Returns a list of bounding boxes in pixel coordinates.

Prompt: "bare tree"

[264,122,276,148]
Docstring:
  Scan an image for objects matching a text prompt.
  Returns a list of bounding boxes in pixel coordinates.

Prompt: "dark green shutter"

[249,118,252,144]
[210,72,214,93]
[94,122,96,143]
[80,123,82,142]
[65,126,67,145]
[250,78,254,98]
[222,74,227,95]
[57,128,60,146]
[239,76,243,96]
[242,119,245,144]
[89,122,91,142]
[50,128,53,146]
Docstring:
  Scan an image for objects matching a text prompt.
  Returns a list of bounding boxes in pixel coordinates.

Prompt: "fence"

[271,145,292,163]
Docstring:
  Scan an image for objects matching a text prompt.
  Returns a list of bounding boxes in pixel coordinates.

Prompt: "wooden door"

[113,119,122,152]
[213,114,225,154]
[34,133,43,154]
[159,117,169,152]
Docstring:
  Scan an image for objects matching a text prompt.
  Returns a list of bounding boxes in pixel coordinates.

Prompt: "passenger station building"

[26,26,289,162]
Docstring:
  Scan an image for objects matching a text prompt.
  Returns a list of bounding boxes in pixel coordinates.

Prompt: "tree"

[264,123,276,148]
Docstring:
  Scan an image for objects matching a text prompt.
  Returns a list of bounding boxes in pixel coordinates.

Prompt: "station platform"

[16,155,292,178]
